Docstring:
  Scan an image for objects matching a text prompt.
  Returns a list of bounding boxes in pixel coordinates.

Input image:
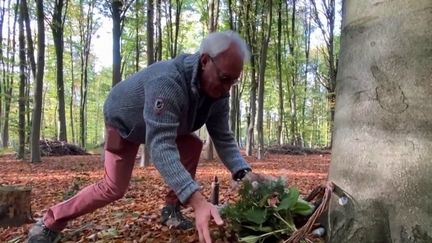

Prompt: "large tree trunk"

[30,0,45,163]
[327,0,432,242]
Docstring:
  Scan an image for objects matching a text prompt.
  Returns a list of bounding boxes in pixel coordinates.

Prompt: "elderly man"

[28,30,255,243]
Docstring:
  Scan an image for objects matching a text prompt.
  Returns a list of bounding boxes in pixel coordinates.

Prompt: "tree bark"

[21,0,35,79]
[243,0,258,156]
[112,0,122,86]
[276,0,283,145]
[18,0,26,159]
[0,185,33,227]
[51,0,68,142]
[256,0,272,160]
[68,28,75,143]
[2,0,18,149]
[141,0,154,167]
[30,0,45,163]
[328,0,432,242]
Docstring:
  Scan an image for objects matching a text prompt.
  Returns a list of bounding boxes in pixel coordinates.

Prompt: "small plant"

[221,178,314,243]
[63,176,88,200]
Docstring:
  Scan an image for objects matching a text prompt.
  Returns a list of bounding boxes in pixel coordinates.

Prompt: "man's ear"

[200,54,210,68]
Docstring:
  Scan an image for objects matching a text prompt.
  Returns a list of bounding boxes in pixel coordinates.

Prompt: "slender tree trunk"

[155,0,162,61]
[328,1,432,242]
[30,0,45,163]
[0,0,5,138]
[21,0,35,79]
[310,0,337,147]
[2,0,17,148]
[244,0,258,156]
[79,1,95,148]
[227,0,239,144]
[173,0,182,55]
[135,0,142,71]
[141,0,154,167]
[68,29,75,143]
[51,0,67,141]
[112,0,122,86]
[18,0,26,159]
[301,4,312,147]
[256,0,272,160]
[276,0,283,145]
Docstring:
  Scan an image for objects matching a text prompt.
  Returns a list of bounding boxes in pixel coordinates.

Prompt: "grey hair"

[199,30,250,62]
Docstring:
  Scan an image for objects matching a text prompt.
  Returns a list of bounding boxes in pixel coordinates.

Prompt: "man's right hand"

[187,191,224,243]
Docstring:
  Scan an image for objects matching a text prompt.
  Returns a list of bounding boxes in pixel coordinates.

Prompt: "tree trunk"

[276,0,283,145]
[0,185,33,227]
[2,0,18,149]
[68,29,75,143]
[256,0,272,160]
[17,0,26,159]
[30,0,45,163]
[51,0,67,142]
[0,1,5,138]
[79,1,95,148]
[327,0,432,242]
[244,0,258,156]
[112,0,122,86]
[302,4,311,147]
[21,0,35,79]
[141,0,154,167]
[310,0,337,148]
[155,0,162,61]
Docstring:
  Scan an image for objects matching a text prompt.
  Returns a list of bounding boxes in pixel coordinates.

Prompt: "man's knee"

[97,181,128,201]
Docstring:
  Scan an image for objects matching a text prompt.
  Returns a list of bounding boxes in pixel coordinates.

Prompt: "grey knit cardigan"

[103,53,251,203]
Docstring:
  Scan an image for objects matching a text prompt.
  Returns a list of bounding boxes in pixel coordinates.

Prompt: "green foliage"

[221,179,314,243]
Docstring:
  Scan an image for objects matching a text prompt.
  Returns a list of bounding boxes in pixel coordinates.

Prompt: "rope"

[285,181,334,243]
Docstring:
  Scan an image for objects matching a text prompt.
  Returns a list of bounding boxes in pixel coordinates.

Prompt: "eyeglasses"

[209,56,240,86]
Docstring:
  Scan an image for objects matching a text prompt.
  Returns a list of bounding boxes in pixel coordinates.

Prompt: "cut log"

[0,185,34,227]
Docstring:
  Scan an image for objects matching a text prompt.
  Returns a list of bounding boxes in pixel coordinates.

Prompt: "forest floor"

[0,151,330,243]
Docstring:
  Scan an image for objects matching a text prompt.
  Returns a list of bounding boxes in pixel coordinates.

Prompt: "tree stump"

[0,185,34,227]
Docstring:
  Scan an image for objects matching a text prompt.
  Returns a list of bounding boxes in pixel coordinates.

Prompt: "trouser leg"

[43,125,139,231]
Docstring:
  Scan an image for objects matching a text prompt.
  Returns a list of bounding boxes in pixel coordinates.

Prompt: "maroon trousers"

[44,125,202,231]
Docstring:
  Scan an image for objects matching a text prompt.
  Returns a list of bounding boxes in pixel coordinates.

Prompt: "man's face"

[200,44,244,98]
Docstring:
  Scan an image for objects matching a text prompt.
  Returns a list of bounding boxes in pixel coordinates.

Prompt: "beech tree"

[327,0,432,241]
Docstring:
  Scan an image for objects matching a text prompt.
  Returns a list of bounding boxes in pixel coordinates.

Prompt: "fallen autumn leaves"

[0,152,329,242]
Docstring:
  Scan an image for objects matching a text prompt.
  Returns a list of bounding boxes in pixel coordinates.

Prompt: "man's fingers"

[211,207,224,225]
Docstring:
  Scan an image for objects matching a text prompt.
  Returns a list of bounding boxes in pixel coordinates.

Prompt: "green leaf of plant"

[240,235,262,243]
[277,188,299,211]
[291,198,315,216]
[243,225,274,233]
[245,208,268,225]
